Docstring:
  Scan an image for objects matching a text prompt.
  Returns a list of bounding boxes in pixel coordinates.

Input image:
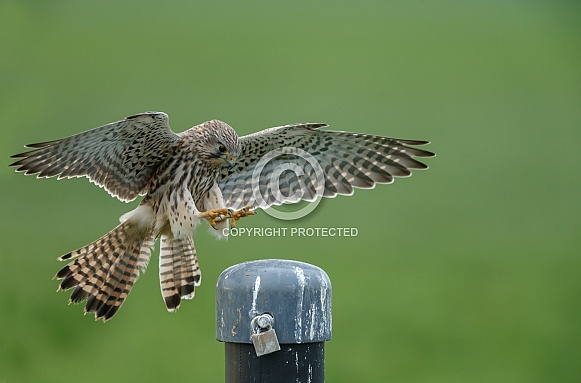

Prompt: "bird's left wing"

[217,123,435,210]
[10,112,179,202]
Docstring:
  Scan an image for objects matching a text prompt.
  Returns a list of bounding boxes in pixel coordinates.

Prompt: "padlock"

[251,314,281,357]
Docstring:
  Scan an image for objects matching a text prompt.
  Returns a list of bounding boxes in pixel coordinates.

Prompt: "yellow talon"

[199,208,231,229]
[199,207,255,228]
[230,206,256,228]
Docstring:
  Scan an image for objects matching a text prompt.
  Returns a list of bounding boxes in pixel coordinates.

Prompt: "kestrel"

[10,112,434,321]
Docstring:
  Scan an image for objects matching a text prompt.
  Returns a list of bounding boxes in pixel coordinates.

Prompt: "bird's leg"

[229,206,256,228]
[198,208,231,229]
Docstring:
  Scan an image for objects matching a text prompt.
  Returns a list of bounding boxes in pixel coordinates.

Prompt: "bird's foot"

[199,206,256,229]
[199,208,231,229]
[229,206,256,228]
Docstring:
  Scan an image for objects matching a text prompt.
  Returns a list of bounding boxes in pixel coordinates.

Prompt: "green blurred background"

[1,1,580,382]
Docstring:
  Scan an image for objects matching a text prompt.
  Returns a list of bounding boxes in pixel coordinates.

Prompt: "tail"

[159,235,201,312]
[55,220,155,322]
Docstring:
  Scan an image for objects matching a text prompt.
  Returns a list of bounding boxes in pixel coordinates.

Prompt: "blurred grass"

[1,1,580,382]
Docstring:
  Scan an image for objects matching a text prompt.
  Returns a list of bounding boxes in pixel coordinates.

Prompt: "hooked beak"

[226,156,237,169]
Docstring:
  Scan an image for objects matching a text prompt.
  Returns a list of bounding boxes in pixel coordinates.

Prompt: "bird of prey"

[10,112,434,321]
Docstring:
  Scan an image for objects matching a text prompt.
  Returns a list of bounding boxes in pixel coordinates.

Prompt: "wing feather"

[218,123,434,210]
[10,112,179,202]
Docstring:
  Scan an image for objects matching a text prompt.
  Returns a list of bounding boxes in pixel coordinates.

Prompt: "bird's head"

[192,120,241,169]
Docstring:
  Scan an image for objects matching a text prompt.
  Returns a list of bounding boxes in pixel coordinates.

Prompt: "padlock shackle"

[250,313,275,333]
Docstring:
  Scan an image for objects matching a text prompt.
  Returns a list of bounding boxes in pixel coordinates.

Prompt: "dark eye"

[218,145,227,154]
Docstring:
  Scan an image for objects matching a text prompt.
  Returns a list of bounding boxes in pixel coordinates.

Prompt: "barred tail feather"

[159,235,201,312]
[55,221,154,322]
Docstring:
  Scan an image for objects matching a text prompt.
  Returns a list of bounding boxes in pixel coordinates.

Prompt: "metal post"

[216,259,332,383]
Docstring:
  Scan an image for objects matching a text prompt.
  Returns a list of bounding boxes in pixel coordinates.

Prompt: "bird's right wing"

[10,112,179,202]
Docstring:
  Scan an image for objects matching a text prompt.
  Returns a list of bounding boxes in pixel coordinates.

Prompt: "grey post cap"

[216,259,332,344]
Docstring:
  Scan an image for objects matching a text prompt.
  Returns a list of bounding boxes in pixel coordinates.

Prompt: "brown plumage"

[10,111,434,321]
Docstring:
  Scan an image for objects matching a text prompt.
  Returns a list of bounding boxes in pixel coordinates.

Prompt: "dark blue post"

[216,259,332,383]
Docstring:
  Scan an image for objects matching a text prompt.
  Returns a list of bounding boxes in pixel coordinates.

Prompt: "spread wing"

[10,112,179,202]
[218,123,435,210]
